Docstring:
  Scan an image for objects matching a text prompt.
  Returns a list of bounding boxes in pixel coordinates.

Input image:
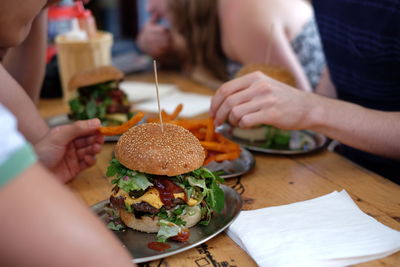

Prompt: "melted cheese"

[114,188,198,208]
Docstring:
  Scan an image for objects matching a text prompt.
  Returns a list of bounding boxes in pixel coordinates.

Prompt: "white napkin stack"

[119,81,179,103]
[227,191,400,267]
[134,91,211,118]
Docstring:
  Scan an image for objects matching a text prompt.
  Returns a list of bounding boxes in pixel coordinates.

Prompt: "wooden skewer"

[153,60,164,132]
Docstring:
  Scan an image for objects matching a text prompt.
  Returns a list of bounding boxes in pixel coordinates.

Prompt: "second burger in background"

[68,66,131,125]
[106,123,225,242]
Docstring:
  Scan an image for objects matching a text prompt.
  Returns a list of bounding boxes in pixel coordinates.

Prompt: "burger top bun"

[236,64,296,87]
[115,123,206,176]
[68,66,124,92]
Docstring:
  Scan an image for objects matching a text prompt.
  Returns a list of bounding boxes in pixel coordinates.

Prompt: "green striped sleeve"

[0,143,37,187]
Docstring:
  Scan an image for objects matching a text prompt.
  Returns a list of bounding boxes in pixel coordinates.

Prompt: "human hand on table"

[209,71,316,130]
[34,119,104,183]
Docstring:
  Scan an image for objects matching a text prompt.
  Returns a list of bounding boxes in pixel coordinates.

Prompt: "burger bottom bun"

[119,205,202,233]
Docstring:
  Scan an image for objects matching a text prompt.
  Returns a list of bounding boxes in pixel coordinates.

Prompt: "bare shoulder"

[220,0,312,33]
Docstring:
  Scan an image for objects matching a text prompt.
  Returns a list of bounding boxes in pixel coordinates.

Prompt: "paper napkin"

[119,81,179,103]
[134,91,212,118]
[227,191,400,267]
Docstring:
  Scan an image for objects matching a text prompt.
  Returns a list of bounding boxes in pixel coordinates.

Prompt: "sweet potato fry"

[169,119,209,131]
[170,103,183,120]
[201,141,231,152]
[99,112,144,136]
[204,154,218,165]
[161,110,170,121]
[192,129,206,140]
[215,151,241,162]
[205,118,215,141]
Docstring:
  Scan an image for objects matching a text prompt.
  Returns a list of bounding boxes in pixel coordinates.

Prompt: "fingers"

[210,71,266,122]
[213,87,256,126]
[238,111,269,129]
[228,98,265,126]
[52,119,101,146]
[76,144,102,158]
[74,134,104,149]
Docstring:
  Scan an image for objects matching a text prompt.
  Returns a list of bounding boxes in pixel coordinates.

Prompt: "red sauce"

[170,228,190,242]
[153,178,186,206]
[147,242,171,252]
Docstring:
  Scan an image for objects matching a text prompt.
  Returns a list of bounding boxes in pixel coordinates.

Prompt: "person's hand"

[209,71,315,130]
[137,15,172,57]
[34,119,104,183]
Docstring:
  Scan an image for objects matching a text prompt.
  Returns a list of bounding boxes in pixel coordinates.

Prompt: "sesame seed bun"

[68,66,124,92]
[115,123,206,176]
[118,205,201,233]
[236,64,296,87]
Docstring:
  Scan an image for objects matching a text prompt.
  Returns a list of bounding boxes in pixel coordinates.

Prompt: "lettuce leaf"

[157,220,182,242]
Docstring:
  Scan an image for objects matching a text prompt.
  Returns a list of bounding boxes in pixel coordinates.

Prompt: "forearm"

[0,64,49,144]
[2,9,48,103]
[315,67,336,98]
[0,163,134,267]
[308,95,400,159]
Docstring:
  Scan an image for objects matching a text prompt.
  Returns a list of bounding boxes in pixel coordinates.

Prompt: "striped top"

[314,0,400,110]
[313,0,400,182]
[0,104,37,187]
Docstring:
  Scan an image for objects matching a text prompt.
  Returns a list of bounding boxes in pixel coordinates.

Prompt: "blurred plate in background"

[217,124,328,155]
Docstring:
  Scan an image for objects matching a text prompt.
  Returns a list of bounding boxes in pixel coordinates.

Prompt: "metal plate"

[205,148,255,179]
[217,124,328,155]
[46,114,120,142]
[91,185,242,263]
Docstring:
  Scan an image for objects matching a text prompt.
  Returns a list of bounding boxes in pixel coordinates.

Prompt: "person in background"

[136,0,186,69]
[166,0,325,91]
[210,0,400,183]
[0,1,134,265]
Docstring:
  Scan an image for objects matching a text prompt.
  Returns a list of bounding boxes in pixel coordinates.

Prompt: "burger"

[235,63,296,87]
[232,63,295,147]
[106,123,225,242]
[68,66,131,125]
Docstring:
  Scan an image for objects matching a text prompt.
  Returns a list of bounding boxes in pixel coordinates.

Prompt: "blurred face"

[147,0,168,19]
[0,0,47,49]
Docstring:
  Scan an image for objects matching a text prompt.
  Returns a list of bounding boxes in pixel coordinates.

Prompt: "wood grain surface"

[38,72,400,267]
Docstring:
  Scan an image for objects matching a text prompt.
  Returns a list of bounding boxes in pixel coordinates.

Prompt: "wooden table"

[39,72,400,266]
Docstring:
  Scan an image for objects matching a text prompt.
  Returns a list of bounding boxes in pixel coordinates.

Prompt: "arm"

[0,163,135,267]
[210,72,400,159]
[0,64,49,144]
[221,0,312,92]
[136,15,184,69]
[315,67,337,98]
[2,9,47,104]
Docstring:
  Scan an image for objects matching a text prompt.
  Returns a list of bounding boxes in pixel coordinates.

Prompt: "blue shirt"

[313,0,400,182]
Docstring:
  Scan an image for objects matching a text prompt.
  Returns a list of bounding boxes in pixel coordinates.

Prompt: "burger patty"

[110,195,125,209]
[110,194,187,214]
[164,197,186,210]
[133,202,160,214]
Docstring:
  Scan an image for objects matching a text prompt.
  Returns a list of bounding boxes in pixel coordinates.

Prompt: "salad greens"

[107,158,153,192]
[262,125,291,149]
